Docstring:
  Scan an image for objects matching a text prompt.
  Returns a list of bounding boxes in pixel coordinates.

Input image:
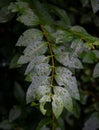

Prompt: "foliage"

[0,0,99,130]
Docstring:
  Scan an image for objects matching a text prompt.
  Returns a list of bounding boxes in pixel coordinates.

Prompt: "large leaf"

[52,94,64,119]
[55,67,80,100]
[54,86,73,112]
[93,62,99,78]
[40,95,51,115]
[25,55,50,74]
[91,0,99,13]
[16,29,43,46]
[18,41,48,64]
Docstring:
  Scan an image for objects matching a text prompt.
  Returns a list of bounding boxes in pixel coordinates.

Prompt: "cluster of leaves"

[0,0,99,130]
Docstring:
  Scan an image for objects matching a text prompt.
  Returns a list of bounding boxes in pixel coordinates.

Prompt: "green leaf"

[0,6,13,23]
[9,106,21,122]
[54,51,83,69]
[27,63,51,79]
[83,112,99,130]
[40,95,51,115]
[26,76,50,103]
[36,118,51,130]
[81,0,89,7]
[53,30,73,44]
[17,8,39,26]
[92,50,99,59]
[52,94,64,119]
[93,62,99,78]
[71,39,84,57]
[14,82,25,103]
[55,67,80,100]
[25,55,50,74]
[91,0,99,13]
[83,51,96,63]
[0,120,13,130]
[54,86,73,112]
[71,25,88,34]
[8,1,29,12]
[16,29,43,47]
[51,6,71,26]
[18,41,48,64]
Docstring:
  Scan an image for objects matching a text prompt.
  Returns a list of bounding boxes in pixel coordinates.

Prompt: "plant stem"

[40,25,55,130]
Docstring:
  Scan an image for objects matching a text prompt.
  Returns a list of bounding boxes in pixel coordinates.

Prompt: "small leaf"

[52,94,64,119]
[18,41,48,64]
[27,63,51,80]
[17,8,39,26]
[55,67,80,100]
[25,55,50,74]
[83,112,99,130]
[14,82,25,103]
[16,29,43,46]
[0,120,13,130]
[92,50,99,59]
[83,51,96,63]
[93,62,99,78]
[8,1,29,12]
[91,0,99,13]
[26,76,50,103]
[36,118,51,130]
[0,6,13,23]
[71,25,88,34]
[54,86,73,112]
[52,6,71,26]
[40,95,51,115]
[9,106,21,122]
[53,30,73,44]
[54,51,83,69]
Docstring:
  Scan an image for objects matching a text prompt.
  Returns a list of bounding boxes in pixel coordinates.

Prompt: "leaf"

[9,106,21,122]
[83,51,96,63]
[0,120,13,130]
[93,62,99,78]
[8,1,29,12]
[53,50,83,69]
[55,67,80,100]
[25,55,50,74]
[54,86,73,112]
[16,29,43,47]
[17,8,39,26]
[83,112,99,130]
[27,63,51,79]
[40,95,51,115]
[71,25,88,34]
[52,94,64,119]
[26,76,50,103]
[14,82,25,103]
[81,0,89,7]
[36,118,51,130]
[18,41,48,64]
[91,0,99,13]
[51,6,71,26]
[0,6,13,23]
[92,50,99,59]
[53,30,73,44]
[70,39,84,57]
